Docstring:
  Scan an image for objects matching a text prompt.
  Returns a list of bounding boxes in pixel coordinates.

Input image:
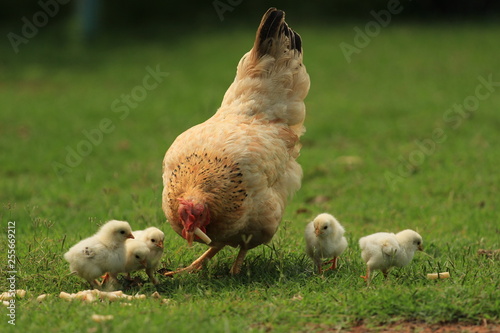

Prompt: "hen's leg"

[229,247,248,275]
[163,247,222,276]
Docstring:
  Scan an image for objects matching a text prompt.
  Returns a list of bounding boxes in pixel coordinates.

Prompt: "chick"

[63,220,134,289]
[124,239,150,272]
[132,227,165,284]
[359,229,423,284]
[305,213,348,274]
[103,238,151,284]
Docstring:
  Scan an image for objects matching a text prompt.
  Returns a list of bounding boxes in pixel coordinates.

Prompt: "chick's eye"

[120,230,125,234]
[323,226,328,230]
[151,239,156,243]
[135,255,140,259]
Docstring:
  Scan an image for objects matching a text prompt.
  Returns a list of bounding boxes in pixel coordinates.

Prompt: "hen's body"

[162,8,309,274]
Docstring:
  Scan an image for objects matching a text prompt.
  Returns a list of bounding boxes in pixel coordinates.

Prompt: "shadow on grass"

[153,247,313,294]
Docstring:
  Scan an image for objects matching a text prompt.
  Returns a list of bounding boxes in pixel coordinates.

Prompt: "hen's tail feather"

[253,7,302,59]
[217,7,309,133]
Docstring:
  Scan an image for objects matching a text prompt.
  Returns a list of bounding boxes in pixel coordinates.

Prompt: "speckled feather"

[162,8,309,251]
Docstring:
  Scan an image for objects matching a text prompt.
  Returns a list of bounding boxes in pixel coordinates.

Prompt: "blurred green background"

[1,1,499,234]
[2,0,500,40]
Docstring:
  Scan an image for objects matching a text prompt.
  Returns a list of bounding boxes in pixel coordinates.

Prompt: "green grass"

[1,20,500,332]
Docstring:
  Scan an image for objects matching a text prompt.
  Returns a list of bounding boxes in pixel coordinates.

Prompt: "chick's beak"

[127,233,135,239]
[314,228,321,236]
[418,244,424,251]
[140,259,147,267]
[156,240,164,249]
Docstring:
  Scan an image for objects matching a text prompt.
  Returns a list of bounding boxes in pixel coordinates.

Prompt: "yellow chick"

[359,229,423,285]
[305,213,348,273]
[132,227,164,284]
[64,220,134,289]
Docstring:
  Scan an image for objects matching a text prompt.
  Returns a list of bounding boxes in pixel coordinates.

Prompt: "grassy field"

[1,19,500,332]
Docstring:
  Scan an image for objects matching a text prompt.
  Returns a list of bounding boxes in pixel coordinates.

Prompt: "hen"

[359,229,423,285]
[162,8,309,275]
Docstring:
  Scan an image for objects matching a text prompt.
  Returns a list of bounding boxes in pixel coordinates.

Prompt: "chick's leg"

[325,257,338,271]
[314,258,323,274]
[102,273,121,290]
[360,266,371,285]
[163,247,223,276]
[89,279,101,290]
[101,273,110,284]
[146,267,159,285]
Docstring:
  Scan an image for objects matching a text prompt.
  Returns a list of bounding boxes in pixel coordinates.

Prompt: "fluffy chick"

[305,213,348,274]
[102,239,150,286]
[64,220,134,289]
[359,229,423,284]
[124,239,150,272]
[132,227,165,284]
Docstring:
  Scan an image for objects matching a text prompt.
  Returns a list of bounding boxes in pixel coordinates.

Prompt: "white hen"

[359,229,423,284]
[305,213,348,274]
[162,8,309,276]
[132,227,165,284]
[63,220,134,289]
